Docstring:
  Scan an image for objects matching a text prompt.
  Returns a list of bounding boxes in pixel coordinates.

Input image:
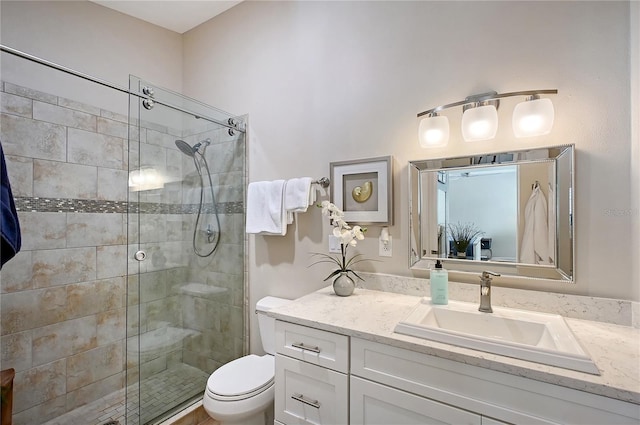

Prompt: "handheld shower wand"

[174,138,220,257]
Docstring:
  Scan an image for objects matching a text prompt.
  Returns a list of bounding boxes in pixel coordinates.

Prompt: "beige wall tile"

[17,212,67,250]
[33,100,96,131]
[33,159,97,199]
[97,116,128,139]
[139,270,167,303]
[13,358,66,413]
[65,372,124,411]
[68,127,124,169]
[1,113,66,161]
[0,331,32,372]
[1,286,67,335]
[3,82,57,105]
[66,213,125,247]
[97,167,128,201]
[12,394,67,425]
[139,141,166,169]
[97,308,126,346]
[97,244,127,279]
[146,128,177,150]
[4,155,33,197]
[0,250,34,293]
[66,341,124,392]
[32,247,96,288]
[67,277,125,318]
[100,109,128,124]
[57,96,101,116]
[1,91,32,117]
[32,315,98,366]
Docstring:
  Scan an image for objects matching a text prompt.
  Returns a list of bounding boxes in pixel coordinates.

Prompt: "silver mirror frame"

[409,144,575,283]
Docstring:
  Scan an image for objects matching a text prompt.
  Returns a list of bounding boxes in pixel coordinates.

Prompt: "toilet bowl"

[203,296,291,425]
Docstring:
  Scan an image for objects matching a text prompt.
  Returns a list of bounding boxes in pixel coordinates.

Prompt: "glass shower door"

[126,76,247,424]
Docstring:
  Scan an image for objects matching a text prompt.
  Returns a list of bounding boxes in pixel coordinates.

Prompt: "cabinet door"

[351,376,481,425]
[275,354,348,425]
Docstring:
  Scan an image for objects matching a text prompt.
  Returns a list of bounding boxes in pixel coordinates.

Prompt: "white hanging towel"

[547,183,556,265]
[520,185,549,264]
[284,177,314,224]
[246,180,287,235]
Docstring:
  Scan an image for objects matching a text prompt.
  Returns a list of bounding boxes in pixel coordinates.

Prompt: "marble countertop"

[267,286,640,404]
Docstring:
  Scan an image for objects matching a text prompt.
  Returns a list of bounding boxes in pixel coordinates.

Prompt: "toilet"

[203,296,291,425]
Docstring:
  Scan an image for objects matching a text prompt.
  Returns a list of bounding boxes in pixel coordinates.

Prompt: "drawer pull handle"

[291,393,321,409]
[291,342,321,353]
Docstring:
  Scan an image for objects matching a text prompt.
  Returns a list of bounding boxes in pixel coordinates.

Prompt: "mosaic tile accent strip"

[15,197,244,215]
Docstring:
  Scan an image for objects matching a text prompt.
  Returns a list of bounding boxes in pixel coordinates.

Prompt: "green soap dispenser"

[430,260,448,305]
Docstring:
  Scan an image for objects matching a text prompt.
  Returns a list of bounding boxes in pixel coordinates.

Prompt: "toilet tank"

[256,296,291,355]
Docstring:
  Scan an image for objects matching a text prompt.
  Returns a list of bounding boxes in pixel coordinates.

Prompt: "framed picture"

[330,156,393,225]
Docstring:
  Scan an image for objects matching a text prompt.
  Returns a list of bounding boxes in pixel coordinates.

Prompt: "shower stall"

[0,46,248,425]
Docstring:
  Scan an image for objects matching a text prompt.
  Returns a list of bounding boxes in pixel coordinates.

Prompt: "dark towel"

[1,141,21,268]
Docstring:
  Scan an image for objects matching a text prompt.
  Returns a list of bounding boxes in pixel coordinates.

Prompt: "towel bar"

[313,177,330,188]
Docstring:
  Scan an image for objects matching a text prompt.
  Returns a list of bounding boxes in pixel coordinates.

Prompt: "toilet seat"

[206,354,274,401]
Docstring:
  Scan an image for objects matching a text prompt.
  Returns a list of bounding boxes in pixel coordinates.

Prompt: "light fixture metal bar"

[417,89,558,118]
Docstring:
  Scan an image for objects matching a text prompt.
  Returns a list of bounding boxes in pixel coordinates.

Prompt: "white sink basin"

[394,298,599,375]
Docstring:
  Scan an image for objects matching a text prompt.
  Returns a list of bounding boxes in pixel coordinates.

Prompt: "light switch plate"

[328,235,342,253]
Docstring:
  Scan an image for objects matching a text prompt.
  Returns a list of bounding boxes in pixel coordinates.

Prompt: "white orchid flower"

[353,226,365,240]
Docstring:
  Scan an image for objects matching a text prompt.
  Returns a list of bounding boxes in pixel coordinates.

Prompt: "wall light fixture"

[417,89,557,147]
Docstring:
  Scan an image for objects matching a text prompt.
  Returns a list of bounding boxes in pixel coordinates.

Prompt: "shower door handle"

[134,250,147,261]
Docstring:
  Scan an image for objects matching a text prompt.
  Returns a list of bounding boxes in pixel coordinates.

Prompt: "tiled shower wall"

[0,80,247,425]
[1,80,131,425]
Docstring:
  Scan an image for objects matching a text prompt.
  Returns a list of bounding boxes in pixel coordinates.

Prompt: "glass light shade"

[418,115,449,148]
[512,97,555,138]
[461,104,498,142]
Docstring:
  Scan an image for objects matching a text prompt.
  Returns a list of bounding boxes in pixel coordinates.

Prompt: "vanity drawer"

[275,321,349,373]
[275,354,348,425]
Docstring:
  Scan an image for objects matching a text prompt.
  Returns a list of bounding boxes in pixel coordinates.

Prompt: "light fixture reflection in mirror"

[128,167,164,192]
[408,144,575,283]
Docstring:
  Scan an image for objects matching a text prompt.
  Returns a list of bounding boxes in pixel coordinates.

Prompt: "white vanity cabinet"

[274,321,349,425]
[273,318,639,425]
[351,338,638,425]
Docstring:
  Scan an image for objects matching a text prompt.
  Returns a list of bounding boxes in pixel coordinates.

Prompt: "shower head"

[175,139,211,157]
[175,140,196,157]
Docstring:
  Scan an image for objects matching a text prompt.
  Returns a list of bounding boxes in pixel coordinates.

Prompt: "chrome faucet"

[479,271,500,313]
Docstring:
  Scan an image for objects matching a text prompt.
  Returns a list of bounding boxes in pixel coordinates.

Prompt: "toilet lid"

[207,354,274,399]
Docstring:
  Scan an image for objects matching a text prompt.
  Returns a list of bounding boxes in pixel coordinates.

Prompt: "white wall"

[0,0,183,114]
[181,1,634,351]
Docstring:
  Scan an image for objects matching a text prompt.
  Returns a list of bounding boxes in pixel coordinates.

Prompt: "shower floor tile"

[42,363,210,425]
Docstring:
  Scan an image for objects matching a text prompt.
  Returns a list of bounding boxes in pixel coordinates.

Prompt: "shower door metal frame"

[0,44,245,134]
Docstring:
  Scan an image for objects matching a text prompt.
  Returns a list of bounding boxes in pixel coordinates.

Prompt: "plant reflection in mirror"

[448,222,483,255]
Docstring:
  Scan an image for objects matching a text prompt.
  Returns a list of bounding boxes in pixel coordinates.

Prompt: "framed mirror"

[409,144,574,282]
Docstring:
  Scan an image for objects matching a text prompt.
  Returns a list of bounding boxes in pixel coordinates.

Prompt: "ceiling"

[90,0,243,34]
